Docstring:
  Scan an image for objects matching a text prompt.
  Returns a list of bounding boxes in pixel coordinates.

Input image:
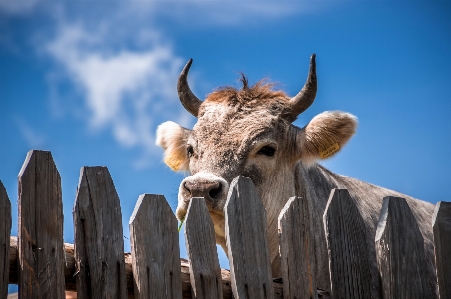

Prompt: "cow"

[156,55,437,297]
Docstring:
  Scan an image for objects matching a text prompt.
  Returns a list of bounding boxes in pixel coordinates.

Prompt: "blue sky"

[1,0,450,287]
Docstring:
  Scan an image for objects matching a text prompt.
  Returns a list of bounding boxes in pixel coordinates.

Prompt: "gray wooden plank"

[432,201,451,299]
[73,166,127,299]
[323,188,372,299]
[184,197,222,299]
[17,150,65,299]
[1,181,11,299]
[129,194,182,299]
[375,196,435,299]
[224,176,274,299]
[278,197,317,299]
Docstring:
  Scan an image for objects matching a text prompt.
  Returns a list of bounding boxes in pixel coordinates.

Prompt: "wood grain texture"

[225,176,274,299]
[129,194,182,299]
[1,181,11,299]
[9,237,285,298]
[432,201,451,299]
[323,189,372,299]
[278,197,317,299]
[73,166,127,299]
[18,150,65,299]
[185,197,223,299]
[375,196,435,299]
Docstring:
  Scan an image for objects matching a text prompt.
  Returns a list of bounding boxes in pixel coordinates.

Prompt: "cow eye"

[257,146,275,157]
[187,145,194,158]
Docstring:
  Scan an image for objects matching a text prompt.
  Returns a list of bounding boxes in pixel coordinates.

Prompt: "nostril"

[208,182,222,199]
[183,182,192,194]
[183,179,222,199]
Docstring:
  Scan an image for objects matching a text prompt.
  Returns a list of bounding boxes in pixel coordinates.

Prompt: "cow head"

[156,55,357,268]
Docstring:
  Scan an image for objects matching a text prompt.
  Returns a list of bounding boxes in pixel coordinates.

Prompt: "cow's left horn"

[178,59,202,118]
[285,54,317,122]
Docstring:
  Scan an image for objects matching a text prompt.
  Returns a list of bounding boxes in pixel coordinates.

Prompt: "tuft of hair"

[205,75,289,109]
[239,73,249,90]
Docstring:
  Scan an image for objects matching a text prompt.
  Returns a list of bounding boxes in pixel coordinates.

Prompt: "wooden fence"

[0,150,450,299]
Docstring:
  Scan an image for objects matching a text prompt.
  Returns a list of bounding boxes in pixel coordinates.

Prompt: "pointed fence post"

[323,188,372,299]
[18,150,65,299]
[375,196,435,299]
[278,196,317,299]
[225,176,274,299]
[0,181,11,298]
[129,194,182,299]
[184,197,223,299]
[432,201,451,299]
[73,166,127,299]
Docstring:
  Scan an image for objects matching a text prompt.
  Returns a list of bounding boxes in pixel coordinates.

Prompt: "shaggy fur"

[200,77,294,120]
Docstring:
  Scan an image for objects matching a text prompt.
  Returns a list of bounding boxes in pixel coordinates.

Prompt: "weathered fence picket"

[129,194,182,299]
[225,176,274,299]
[0,181,11,299]
[432,201,451,299]
[278,196,317,299]
[185,197,223,299]
[323,188,372,299]
[73,166,127,299]
[18,150,66,299]
[3,149,450,299]
[375,196,435,299]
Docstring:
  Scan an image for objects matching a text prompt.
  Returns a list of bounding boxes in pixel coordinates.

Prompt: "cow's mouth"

[175,200,225,222]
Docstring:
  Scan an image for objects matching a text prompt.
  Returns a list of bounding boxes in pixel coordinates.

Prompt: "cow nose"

[183,180,222,200]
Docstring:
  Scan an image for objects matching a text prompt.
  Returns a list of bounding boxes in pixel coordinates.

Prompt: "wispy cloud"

[16,118,46,148]
[44,22,187,167]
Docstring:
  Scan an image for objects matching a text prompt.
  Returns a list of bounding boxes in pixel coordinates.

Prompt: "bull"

[156,55,437,297]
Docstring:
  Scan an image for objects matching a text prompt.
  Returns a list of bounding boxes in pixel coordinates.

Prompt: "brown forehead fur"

[202,75,294,118]
[189,76,297,180]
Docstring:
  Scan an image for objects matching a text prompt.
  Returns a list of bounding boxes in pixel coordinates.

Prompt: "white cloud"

[16,118,46,148]
[45,22,188,167]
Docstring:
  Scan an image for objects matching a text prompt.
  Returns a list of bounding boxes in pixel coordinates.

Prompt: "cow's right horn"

[178,59,202,118]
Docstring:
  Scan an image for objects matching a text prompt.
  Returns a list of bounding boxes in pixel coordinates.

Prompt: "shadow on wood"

[323,188,372,299]
[225,176,274,299]
[130,194,182,299]
[432,201,451,299]
[278,196,318,299]
[375,196,435,299]
[185,197,222,299]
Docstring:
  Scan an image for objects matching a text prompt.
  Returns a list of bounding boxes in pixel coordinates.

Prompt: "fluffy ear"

[296,111,357,166]
[156,121,191,171]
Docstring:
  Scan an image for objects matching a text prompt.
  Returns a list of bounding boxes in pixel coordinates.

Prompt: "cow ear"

[296,111,357,166]
[156,121,191,171]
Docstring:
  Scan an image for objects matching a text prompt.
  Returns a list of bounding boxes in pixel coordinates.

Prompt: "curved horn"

[178,59,202,118]
[285,54,317,122]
